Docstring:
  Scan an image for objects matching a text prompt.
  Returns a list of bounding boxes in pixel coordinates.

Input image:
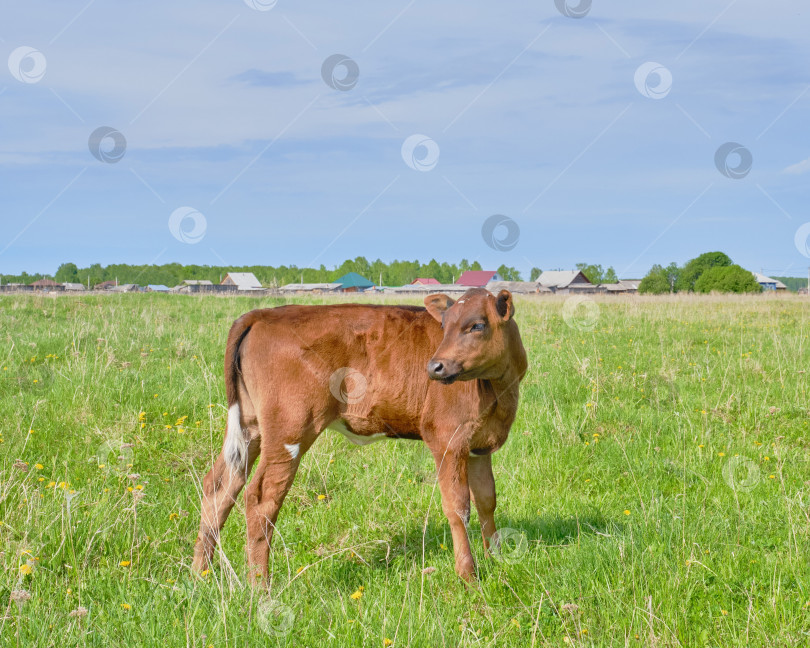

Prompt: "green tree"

[638,265,671,294]
[676,252,732,292]
[496,265,523,281]
[55,262,79,283]
[602,266,618,284]
[694,265,761,293]
[530,267,542,282]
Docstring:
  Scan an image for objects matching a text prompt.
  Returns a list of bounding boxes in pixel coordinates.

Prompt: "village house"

[221,273,263,291]
[30,279,64,291]
[456,270,501,287]
[752,272,787,291]
[335,272,374,292]
[536,270,596,294]
[279,283,342,294]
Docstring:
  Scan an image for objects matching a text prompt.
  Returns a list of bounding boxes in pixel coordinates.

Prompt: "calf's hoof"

[455,557,477,582]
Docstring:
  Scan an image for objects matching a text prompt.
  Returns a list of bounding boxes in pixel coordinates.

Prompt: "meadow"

[0,292,808,647]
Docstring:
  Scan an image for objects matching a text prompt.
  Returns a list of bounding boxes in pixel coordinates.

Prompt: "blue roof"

[147,284,170,291]
[335,272,374,289]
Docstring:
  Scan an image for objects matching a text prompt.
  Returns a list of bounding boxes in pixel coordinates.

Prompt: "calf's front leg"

[432,447,475,581]
[468,454,497,555]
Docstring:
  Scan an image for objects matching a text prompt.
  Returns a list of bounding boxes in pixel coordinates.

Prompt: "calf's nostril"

[428,360,444,376]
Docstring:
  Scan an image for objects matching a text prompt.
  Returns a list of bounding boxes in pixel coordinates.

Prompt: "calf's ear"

[495,290,514,321]
[424,293,455,322]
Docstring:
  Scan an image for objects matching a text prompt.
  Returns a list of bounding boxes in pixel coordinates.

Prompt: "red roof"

[455,270,498,287]
[410,277,440,285]
[30,279,60,287]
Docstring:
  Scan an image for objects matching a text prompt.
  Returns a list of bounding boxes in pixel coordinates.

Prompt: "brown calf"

[192,288,528,582]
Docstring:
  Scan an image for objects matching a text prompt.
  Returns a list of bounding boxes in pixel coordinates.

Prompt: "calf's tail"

[222,313,258,474]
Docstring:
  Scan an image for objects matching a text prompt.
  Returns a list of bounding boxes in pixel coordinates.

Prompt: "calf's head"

[424,288,527,384]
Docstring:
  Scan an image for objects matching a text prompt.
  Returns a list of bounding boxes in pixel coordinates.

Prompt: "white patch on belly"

[284,443,300,459]
[328,419,387,446]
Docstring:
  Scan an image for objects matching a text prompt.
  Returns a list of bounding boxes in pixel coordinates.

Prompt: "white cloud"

[783,157,810,175]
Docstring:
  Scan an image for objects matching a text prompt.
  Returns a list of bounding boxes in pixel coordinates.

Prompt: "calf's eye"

[471,322,486,332]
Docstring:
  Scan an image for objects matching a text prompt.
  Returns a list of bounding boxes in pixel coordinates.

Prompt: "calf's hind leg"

[192,437,260,571]
[244,425,310,585]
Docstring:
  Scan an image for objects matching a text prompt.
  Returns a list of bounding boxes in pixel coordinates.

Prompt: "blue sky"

[2,0,809,279]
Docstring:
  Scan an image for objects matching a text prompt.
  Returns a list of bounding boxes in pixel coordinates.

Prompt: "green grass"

[1,292,808,647]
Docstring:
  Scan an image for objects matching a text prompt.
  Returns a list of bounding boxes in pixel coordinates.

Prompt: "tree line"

[12,259,521,288]
[1,254,800,292]
[4,259,620,288]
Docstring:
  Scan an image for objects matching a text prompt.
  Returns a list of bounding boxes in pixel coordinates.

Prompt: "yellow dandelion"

[38,477,44,482]
[511,618,520,628]
[201,569,210,577]
[350,589,363,600]
[169,513,179,521]
[440,543,447,550]
[121,603,131,610]
[624,510,630,515]
[98,464,105,469]
[384,639,393,647]
[119,560,131,567]
[721,609,728,616]
[768,475,775,479]
[718,452,725,457]
[19,564,33,575]
[135,484,144,491]
[127,486,133,492]
[35,464,43,470]
[317,494,326,500]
